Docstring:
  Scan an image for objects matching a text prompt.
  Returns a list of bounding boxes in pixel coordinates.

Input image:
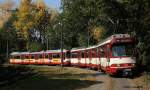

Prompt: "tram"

[10,34,136,76]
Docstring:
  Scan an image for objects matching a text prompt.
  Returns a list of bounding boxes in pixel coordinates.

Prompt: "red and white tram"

[10,34,136,76]
[10,50,70,66]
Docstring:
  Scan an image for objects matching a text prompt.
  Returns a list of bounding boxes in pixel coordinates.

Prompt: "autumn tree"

[0,0,15,28]
[0,0,17,63]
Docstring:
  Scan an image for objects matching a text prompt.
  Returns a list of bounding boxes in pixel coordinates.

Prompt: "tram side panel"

[70,52,79,66]
[90,48,99,69]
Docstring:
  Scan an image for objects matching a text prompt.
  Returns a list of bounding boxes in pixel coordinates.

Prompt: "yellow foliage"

[49,8,59,22]
[0,0,14,28]
[14,0,34,40]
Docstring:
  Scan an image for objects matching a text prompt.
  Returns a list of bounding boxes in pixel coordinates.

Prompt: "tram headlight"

[132,63,135,67]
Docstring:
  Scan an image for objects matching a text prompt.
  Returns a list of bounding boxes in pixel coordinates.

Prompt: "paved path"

[80,72,139,90]
[112,77,138,90]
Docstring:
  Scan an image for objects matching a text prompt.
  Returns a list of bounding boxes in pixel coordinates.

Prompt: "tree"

[0,0,15,28]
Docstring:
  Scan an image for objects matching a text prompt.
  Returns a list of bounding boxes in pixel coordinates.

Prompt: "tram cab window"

[112,43,133,57]
[52,53,60,58]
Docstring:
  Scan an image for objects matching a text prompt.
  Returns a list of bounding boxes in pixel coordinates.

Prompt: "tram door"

[106,44,110,67]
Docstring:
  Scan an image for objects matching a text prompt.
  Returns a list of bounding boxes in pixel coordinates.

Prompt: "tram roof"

[10,52,30,55]
[71,47,86,52]
[45,49,67,53]
[86,45,98,50]
[97,34,131,47]
[30,51,45,54]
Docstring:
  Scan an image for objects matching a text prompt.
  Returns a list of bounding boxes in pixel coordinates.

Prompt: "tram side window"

[86,51,89,58]
[92,49,96,58]
[81,51,84,58]
[25,55,29,59]
[31,55,35,59]
[53,53,60,58]
[21,55,24,59]
[71,53,77,58]
[35,55,38,60]
[66,51,71,58]
[88,50,92,59]
[15,56,20,59]
[39,54,43,59]
[45,54,49,58]
[100,47,105,57]
[49,54,52,59]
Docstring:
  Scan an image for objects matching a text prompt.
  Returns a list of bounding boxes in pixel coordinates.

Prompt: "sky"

[0,0,61,10]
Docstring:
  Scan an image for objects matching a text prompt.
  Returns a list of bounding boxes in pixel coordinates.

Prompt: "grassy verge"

[1,65,100,90]
[0,65,33,83]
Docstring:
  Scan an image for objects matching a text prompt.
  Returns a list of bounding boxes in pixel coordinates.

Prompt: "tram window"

[97,48,100,58]
[81,51,84,58]
[15,56,20,59]
[92,49,96,58]
[86,51,89,58]
[89,50,92,58]
[66,51,71,58]
[49,54,52,59]
[112,44,133,57]
[31,55,35,59]
[21,55,24,59]
[25,55,29,59]
[45,54,49,58]
[35,55,38,59]
[53,53,60,58]
[71,53,77,58]
[39,54,43,58]
[100,47,105,57]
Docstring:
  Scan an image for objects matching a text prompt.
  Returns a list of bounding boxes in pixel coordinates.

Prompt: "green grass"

[1,65,101,90]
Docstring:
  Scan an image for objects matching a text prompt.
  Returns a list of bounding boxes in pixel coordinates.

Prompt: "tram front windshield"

[112,43,134,57]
